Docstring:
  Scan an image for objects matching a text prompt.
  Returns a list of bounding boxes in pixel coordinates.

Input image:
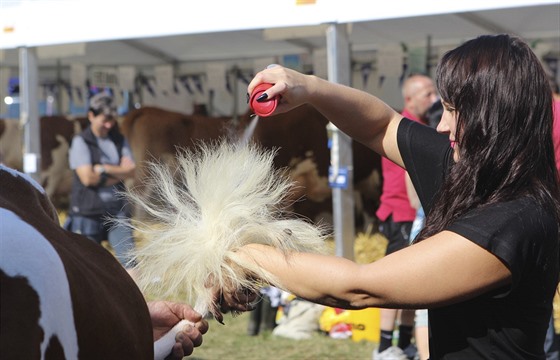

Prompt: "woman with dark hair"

[222,34,560,359]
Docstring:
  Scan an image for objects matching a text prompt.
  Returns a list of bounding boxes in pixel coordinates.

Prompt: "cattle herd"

[0,103,383,232]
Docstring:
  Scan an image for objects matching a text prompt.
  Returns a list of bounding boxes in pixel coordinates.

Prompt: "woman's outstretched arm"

[231,232,511,311]
[248,66,404,167]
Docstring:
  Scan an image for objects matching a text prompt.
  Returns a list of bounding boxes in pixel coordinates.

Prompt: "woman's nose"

[436,118,449,134]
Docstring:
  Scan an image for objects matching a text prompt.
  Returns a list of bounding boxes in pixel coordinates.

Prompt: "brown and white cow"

[239,104,383,229]
[0,116,89,208]
[120,106,237,219]
[0,165,153,359]
[121,106,235,174]
[121,105,382,230]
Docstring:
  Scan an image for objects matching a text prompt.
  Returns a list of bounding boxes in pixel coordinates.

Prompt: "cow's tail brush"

[123,139,329,318]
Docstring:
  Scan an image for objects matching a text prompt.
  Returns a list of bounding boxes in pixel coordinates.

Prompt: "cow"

[0,116,89,209]
[120,106,238,220]
[121,105,382,231]
[0,165,208,359]
[238,104,382,230]
[121,106,235,171]
[0,118,22,171]
[0,164,154,359]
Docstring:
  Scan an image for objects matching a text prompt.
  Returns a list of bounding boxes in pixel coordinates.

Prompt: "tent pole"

[326,23,355,260]
[19,47,41,182]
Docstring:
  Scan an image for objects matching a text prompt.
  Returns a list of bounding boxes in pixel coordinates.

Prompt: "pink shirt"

[553,98,560,172]
[376,109,421,222]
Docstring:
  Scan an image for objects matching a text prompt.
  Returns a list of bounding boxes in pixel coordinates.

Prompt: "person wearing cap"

[67,92,137,274]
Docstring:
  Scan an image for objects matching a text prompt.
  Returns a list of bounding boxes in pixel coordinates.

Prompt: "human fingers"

[209,292,225,324]
[220,287,260,313]
[248,66,312,114]
[194,318,209,334]
[247,66,289,104]
[208,288,259,325]
[164,342,186,360]
[178,324,203,351]
[167,302,203,324]
[170,303,207,338]
[165,323,204,359]
[247,64,280,93]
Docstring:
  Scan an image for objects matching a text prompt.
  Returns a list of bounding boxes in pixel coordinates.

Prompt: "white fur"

[125,141,329,316]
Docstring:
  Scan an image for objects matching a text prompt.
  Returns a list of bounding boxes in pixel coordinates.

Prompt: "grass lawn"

[190,311,376,360]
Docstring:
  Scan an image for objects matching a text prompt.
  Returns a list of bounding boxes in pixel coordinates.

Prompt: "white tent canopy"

[1,1,558,67]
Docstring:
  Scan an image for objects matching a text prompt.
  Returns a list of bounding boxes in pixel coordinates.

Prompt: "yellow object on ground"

[320,307,381,343]
[348,308,380,343]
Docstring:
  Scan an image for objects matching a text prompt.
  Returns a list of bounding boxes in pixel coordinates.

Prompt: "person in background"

[247,286,280,336]
[374,74,438,360]
[67,92,137,275]
[221,34,560,359]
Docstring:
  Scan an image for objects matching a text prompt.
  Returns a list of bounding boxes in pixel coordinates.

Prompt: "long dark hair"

[418,34,560,240]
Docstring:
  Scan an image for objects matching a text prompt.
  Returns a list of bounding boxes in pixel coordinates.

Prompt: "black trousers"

[379,215,413,255]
